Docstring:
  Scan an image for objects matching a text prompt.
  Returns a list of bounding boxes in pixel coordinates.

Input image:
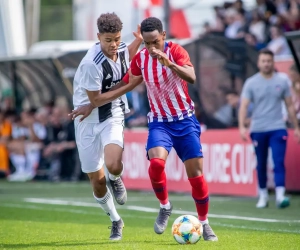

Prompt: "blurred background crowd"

[203,0,299,56]
[0,0,300,183]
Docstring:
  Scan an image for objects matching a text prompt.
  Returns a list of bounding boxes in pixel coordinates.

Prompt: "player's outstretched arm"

[149,48,196,83]
[88,70,143,107]
[128,25,143,61]
[69,70,143,121]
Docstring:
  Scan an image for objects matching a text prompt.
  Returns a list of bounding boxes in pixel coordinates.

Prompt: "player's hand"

[239,126,248,141]
[149,48,172,67]
[294,128,300,143]
[133,25,143,41]
[68,104,94,122]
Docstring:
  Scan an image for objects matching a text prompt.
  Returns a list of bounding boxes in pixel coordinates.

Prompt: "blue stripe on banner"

[193,196,209,204]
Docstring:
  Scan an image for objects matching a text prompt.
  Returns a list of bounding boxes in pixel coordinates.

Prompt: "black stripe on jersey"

[119,51,128,76]
[119,42,126,47]
[120,98,125,114]
[97,51,128,122]
[95,42,100,45]
[119,51,127,117]
[98,59,114,122]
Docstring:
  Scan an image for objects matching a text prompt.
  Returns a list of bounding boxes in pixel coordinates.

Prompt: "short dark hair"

[270,25,282,34]
[141,17,163,34]
[258,48,274,58]
[97,13,123,33]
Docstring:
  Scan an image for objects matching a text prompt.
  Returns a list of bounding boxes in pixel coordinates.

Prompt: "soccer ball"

[171,215,203,244]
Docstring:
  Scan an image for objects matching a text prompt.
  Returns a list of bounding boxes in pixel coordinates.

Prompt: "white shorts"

[74,117,124,173]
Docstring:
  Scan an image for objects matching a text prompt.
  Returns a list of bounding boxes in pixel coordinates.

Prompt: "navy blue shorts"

[146,115,203,162]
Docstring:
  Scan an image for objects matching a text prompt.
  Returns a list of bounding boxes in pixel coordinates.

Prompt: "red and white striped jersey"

[125,41,195,123]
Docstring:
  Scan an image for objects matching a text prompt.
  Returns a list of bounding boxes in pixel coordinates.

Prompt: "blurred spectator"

[41,106,76,181]
[213,89,252,127]
[7,109,46,181]
[249,10,266,43]
[225,9,246,39]
[289,64,300,124]
[125,84,149,128]
[267,25,291,56]
[0,109,12,177]
[35,107,50,127]
[256,0,278,24]
[245,33,266,50]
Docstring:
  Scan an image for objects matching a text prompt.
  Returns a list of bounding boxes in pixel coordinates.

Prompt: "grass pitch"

[0,181,299,250]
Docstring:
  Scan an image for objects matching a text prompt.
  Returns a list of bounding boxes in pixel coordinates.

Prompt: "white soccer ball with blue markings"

[171,215,203,244]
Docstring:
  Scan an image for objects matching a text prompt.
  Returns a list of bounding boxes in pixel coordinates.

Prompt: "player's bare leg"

[184,157,218,241]
[148,147,173,234]
[104,144,127,205]
[88,168,124,240]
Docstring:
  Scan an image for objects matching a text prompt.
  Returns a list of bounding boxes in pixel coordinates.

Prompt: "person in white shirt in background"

[267,25,291,57]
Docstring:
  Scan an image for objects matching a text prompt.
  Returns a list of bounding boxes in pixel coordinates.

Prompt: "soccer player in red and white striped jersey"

[127,38,194,123]
[122,17,218,241]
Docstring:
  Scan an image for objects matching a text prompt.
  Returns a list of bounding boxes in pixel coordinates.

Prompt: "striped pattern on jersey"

[136,47,194,122]
[94,42,128,122]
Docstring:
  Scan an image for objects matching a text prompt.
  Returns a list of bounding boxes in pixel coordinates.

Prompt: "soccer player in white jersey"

[72,13,143,240]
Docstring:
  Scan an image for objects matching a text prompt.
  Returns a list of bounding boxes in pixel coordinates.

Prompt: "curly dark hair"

[97,13,123,33]
[141,17,163,34]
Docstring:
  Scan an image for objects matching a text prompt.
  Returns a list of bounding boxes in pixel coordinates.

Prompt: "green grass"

[0,181,300,250]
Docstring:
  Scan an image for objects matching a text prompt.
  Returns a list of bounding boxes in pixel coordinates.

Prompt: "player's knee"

[148,158,165,179]
[106,160,122,176]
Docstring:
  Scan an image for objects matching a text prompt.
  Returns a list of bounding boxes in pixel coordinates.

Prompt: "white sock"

[160,201,171,209]
[109,173,120,181]
[10,154,26,174]
[275,186,285,202]
[259,188,268,199]
[108,162,124,181]
[199,219,209,225]
[93,189,120,222]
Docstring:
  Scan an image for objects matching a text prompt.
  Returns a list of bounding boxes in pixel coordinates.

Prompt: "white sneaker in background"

[256,196,269,208]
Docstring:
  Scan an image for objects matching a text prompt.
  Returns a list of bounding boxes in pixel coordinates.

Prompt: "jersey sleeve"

[241,79,253,101]
[170,44,193,67]
[283,80,292,98]
[130,53,142,76]
[80,62,103,91]
[122,53,142,84]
